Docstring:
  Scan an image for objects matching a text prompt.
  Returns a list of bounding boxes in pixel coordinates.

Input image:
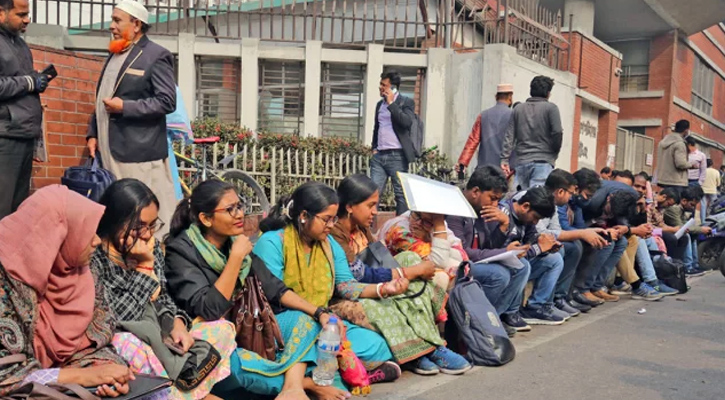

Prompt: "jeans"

[683,234,700,270]
[525,253,564,309]
[634,237,658,283]
[702,193,718,220]
[660,232,688,260]
[554,240,583,300]
[370,150,409,215]
[0,137,34,220]
[470,261,531,316]
[514,162,553,190]
[576,237,627,292]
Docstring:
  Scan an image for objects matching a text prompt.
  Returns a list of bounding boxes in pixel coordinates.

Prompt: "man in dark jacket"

[500,75,563,189]
[0,0,50,219]
[86,0,176,236]
[370,70,416,215]
[447,166,532,335]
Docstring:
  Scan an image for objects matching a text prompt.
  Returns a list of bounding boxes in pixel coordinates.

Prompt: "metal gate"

[615,128,654,175]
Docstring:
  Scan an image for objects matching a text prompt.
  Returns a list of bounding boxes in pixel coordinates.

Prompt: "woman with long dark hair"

[165,180,375,400]
[91,179,236,400]
[330,174,470,375]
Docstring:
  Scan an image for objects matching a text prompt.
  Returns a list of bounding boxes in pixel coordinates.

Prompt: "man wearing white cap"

[86,0,177,237]
[457,83,514,173]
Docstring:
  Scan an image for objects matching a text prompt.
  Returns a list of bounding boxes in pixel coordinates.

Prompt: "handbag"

[357,242,400,270]
[61,157,115,202]
[231,274,285,361]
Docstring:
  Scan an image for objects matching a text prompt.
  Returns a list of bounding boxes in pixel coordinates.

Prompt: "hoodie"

[655,132,689,187]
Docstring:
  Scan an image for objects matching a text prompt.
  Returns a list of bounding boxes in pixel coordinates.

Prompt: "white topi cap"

[115,0,149,24]
[496,83,514,93]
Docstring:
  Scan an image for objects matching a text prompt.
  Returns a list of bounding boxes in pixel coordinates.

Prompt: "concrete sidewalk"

[367,273,725,400]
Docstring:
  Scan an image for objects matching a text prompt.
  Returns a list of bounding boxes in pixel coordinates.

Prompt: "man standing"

[686,137,707,187]
[457,83,514,172]
[370,70,416,215]
[87,0,176,236]
[654,119,690,192]
[702,159,721,218]
[501,75,563,189]
[0,0,50,219]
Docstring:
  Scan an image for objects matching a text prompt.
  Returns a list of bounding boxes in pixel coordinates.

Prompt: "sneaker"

[555,298,581,317]
[631,282,665,301]
[412,356,439,376]
[500,312,532,332]
[648,280,678,296]
[568,298,592,313]
[549,305,571,321]
[427,347,472,375]
[519,305,566,326]
[610,282,632,295]
[685,267,706,277]
[368,361,402,384]
[502,323,517,338]
[581,291,606,305]
[572,292,601,307]
[592,289,620,302]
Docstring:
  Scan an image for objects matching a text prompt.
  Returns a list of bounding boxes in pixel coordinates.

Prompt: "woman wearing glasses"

[90,179,236,400]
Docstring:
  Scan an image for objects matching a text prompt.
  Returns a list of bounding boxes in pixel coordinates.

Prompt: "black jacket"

[372,95,417,164]
[87,35,176,163]
[0,27,42,140]
[164,231,289,322]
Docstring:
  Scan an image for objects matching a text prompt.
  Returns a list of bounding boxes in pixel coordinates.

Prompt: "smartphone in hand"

[41,64,58,81]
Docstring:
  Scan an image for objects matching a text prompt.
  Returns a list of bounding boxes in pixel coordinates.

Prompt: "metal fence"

[34,0,569,69]
[175,140,450,208]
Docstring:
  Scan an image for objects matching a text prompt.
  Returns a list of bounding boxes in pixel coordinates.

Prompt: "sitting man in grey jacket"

[500,75,563,190]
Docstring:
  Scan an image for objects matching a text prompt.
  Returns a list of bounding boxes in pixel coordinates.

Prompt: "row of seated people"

[0,164,706,400]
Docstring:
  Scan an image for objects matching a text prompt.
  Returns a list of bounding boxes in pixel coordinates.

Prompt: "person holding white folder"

[663,186,711,276]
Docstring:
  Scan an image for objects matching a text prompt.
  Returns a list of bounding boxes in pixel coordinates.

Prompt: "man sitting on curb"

[447,166,532,335]
[663,186,710,276]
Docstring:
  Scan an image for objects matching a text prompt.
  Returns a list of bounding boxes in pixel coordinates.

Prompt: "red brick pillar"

[597,110,618,169]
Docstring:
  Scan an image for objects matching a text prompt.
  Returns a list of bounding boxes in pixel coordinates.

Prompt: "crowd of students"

[0,159,716,400]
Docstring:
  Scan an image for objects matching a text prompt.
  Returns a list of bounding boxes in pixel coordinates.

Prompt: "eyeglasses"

[314,215,339,226]
[132,218,165,236]
[213,202,245,217]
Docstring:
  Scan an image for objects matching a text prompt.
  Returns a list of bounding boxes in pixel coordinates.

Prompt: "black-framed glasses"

[314,215,339,226]
[213,202,245,217]
[132,218,165,236]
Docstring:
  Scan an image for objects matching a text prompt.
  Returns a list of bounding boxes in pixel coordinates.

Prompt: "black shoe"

[554,298,581,317]
[500,311,532,332]
[685,267,706,277]
[572,292,601,307]
[519,305,566,326]
[568,299,592,313]
[502,323,517,338]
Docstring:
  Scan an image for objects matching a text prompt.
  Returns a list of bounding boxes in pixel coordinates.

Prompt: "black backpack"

[653,255,688,294]
[447,263,516,366]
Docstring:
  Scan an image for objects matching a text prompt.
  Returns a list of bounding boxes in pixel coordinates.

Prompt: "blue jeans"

[576,238,627,292]
[469,261,530,316]
[370,150,409,215]
[555,240,583,300]
[514,162,553,190]
[683,234,699,269]
[635,237,658,283]
[525,253,564,309]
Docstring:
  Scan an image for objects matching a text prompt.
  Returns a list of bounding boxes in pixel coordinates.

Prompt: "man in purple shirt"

[371,70,417,215]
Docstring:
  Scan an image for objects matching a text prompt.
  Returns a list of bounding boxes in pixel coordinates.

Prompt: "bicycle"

[174,136,271,215]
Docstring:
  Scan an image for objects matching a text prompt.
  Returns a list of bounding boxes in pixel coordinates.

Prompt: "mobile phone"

[163,337,186,355]
[550,243,562,253]
[597,231,612,242]
[42,64,58,81]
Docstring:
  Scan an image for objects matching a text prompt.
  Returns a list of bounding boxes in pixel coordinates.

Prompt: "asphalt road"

[368,272,725,400]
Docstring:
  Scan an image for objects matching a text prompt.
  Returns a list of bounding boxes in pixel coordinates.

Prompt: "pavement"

[367,272,725,400]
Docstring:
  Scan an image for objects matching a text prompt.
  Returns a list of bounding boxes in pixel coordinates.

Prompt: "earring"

[300,219,306,224]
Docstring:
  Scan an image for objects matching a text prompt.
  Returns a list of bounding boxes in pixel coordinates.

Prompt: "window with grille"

[392,67,425,115]
[692,56,714,116]
[195,56,241,123]
[258,60,305,135]
[612,40,650,92]
[319,63,365,139]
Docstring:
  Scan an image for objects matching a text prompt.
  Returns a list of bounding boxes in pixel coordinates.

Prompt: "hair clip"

[281,199,294,219]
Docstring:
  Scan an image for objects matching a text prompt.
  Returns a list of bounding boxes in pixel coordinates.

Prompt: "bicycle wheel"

[220,169,271,216]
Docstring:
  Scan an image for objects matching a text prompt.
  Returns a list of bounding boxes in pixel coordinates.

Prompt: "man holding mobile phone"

[370,70,417,215]
[0,0,53,219]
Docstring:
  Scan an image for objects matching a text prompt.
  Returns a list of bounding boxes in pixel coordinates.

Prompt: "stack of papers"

[674,218,696,239]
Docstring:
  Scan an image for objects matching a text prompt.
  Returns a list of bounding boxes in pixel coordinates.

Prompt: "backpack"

[410,113,424,158]
[653,255,688,294]
[61,157,116,202]
[447,263,516,366]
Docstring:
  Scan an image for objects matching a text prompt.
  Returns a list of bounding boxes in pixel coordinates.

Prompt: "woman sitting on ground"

[90,179,236,400]
[330,174,471,376]
[0,186,133,398]
[165,180,386,400]
[378,206,468,291]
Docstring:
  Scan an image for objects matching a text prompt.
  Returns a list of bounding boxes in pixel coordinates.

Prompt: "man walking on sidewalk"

[0,0,50,219]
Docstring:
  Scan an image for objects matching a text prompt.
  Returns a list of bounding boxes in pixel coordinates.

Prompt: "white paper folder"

[397,172,477,219]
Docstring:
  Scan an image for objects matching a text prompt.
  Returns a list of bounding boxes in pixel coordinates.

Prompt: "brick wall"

[565,32,621,104]
[29,45,104,189]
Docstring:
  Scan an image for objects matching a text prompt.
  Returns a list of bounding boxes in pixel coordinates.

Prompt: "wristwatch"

[313,307,329,322]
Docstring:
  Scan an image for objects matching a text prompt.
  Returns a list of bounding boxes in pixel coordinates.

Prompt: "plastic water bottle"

[312,316,341,386]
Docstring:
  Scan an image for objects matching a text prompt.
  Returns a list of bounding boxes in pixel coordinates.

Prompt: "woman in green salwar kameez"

[330,174,472,376]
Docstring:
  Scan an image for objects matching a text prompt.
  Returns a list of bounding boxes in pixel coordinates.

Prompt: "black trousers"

[0,137,34,220]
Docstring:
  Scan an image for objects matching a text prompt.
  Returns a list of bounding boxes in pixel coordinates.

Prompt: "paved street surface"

[369,273,725,400]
